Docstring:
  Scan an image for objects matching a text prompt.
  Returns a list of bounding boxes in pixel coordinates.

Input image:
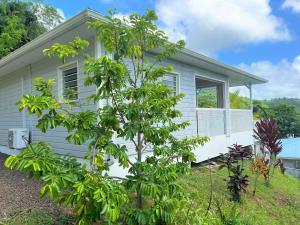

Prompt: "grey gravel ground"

[0,153,62,219]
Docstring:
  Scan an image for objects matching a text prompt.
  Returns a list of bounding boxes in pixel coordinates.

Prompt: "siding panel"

[0,69,24,145]
[0,37,238,159]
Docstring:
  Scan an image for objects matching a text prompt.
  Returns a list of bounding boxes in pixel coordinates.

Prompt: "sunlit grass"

[178,162,300,225]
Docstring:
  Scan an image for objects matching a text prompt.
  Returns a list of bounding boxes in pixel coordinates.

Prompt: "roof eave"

[0,8,268,85]
[180,48,268,84]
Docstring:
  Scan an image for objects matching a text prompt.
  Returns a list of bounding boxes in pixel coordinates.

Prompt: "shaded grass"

[0,209,74,225]
[179,163,300,225]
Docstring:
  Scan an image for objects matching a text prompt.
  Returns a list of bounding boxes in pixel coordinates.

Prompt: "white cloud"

[56,8,66,22]
[155,0,291,54]
[113,13,129,20]
[236,56,300,99]
[282,0,300,13]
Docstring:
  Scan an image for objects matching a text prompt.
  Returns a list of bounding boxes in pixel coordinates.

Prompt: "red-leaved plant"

[253,118,283,184]
[219,144,252,202]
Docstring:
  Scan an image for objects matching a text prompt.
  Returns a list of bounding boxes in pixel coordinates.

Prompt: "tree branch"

[109,176,127,181]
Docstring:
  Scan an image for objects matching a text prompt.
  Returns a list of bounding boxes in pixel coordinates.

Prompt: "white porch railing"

[196,108,253,137]
[230,109,253,133]
[196,108,226,136]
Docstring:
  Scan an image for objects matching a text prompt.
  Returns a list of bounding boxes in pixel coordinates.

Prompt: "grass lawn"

[0,210,74,225]
[178,163,300,225]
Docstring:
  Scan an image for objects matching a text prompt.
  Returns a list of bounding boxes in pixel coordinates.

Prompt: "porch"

[195,76,254,137]
[193,75,255,161]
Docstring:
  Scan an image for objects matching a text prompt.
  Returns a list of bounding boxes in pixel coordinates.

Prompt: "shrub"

[249,157,268,196]
[215,201,243,225]
[253,118,283,184]
[219,144,251,202]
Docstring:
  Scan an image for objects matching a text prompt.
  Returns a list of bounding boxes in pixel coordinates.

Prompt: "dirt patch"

[273,188,297,207]
[0,153,62,219]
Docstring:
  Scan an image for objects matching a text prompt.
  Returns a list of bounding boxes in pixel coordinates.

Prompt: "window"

[62,66,78,100]
[296,160,300,169]
[162,73,179,95]
[196,77,224,108]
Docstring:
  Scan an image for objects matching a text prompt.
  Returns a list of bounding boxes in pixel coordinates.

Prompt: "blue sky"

[44,0,300,99]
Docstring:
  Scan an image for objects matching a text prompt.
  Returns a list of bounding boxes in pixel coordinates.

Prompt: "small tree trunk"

[252,174,259,196]
[136,132,143,209]
[137,187,142,209]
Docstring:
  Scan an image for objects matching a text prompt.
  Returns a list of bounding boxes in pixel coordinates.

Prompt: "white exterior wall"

[0,69,24,144]
[162,59,253,162]
[0,37,254,163]
[0,38,96,157]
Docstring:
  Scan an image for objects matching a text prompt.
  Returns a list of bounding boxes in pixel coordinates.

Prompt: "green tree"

[5,10,208,225]
[229,90,250,110]
[197,87,218,108]
[269,103,300,138]
[197,89,251,109]
[0,15,25,57]
[0,0,63,58]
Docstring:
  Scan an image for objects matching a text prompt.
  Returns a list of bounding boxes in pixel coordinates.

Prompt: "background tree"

[197,87,218,108]
[0,0,63,58]
[254,101,300,138]
[197,89,251,109]
[268,103,300,137]
[5,10,208,225]
[229,90,251,110]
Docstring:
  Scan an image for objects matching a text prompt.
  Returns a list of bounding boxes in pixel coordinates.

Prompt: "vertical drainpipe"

[29,64,33,143]
[21,75,25,128]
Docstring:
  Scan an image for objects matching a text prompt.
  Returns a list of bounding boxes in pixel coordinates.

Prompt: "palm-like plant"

[219,144,252,202]
[253,118,283,184]
[254,118,282,156]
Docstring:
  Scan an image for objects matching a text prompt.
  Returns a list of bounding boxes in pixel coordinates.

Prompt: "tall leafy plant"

[249,158,268,196]
[253,118,282,184]
[219,144,252,202]
[5,10,208,225]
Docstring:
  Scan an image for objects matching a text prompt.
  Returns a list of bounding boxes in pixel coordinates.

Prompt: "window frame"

[57,61,79,101]
[195,75,226,109]
[162,72,180,96]
[296,160,300,169]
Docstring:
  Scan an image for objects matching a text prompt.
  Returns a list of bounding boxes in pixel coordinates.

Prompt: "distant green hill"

[263,98,300,111]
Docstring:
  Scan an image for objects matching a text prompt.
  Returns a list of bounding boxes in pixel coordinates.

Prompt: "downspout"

[28,64,33,143]
[196,110,199,137]
[21,75,25,128]
[94,37,114,165]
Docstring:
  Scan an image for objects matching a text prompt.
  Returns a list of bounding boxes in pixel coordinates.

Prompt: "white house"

[0,9,267,173]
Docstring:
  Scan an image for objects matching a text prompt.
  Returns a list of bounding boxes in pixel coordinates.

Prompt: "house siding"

[0,69,24,145]
[0,38,96,157]
[282,159,300,179]
[0,36,253,161]
[108,55,230,156]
